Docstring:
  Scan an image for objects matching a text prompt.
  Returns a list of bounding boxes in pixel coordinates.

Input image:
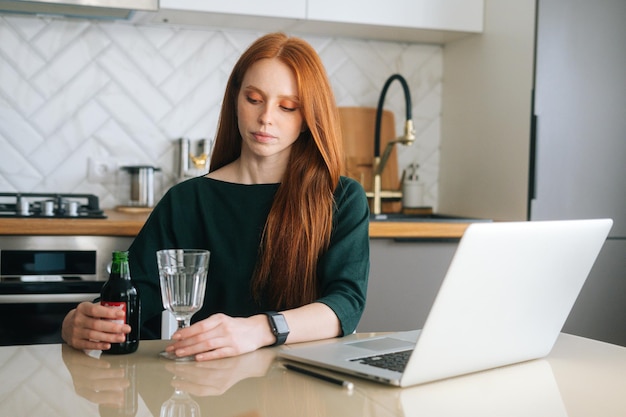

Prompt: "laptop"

[279,219,613,387]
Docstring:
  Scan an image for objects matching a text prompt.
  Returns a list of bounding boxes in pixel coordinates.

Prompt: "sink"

[370,213,491,223]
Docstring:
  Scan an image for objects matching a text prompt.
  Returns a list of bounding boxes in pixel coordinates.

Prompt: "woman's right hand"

[62,301,131,351]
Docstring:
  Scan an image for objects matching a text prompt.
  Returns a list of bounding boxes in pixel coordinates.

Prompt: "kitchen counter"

[0,210,473,239]
[0,333,625,416]
[0,209,151,237]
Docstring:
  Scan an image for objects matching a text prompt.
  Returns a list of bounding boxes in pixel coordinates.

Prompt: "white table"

[0,333,624,416]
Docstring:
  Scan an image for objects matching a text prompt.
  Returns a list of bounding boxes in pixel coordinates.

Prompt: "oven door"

[0,249,103,345]
[0,283,103,346]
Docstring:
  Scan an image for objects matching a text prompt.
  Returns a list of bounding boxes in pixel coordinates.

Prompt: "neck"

[209,157,286,185]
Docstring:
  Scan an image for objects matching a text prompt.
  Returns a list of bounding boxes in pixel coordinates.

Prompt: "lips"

[252,131,276,143]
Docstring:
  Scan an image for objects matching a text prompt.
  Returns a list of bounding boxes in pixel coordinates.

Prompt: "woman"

[62,32,370,361]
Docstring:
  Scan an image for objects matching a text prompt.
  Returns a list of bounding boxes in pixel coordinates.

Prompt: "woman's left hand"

[164,313,275,361]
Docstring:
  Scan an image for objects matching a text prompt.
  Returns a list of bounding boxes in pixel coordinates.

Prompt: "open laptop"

[279,219,613,387]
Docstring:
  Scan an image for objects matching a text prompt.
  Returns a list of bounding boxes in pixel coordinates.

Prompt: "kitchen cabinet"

[298,0,483,43]
[563,240,626,346]
[307,0,483,32]
[135,0,483,44]
[158,0,306,19]
[357,239,458,332]
[530,0,626,347]
[135,0,305,33]
[439,0,626,346]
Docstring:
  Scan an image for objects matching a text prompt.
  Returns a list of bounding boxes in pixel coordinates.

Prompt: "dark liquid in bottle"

[101,251,140,355]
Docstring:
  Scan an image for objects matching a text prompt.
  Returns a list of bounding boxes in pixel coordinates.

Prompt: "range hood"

[0,0,158,20]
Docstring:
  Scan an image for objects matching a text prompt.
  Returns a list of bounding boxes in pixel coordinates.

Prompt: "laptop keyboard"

[350,350,413,373]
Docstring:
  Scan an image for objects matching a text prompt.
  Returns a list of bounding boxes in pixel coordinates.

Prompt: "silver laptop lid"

[401,219,613,386]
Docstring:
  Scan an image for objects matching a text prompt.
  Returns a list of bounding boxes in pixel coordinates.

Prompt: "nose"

[258,104,273,125]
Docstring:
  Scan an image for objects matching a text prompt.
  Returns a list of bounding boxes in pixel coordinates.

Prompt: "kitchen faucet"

[370,74,416,215]
[178,138,211,181]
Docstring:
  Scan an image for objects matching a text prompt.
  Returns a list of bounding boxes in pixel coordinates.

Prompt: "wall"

[439,0,535,221]
[0,14,443,209]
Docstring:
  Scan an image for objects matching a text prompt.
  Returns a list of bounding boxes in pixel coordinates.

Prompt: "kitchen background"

[0,14,443,210]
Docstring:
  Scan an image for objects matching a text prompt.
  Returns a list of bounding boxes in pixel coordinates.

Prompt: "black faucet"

[371,74,416,215]
[374,74,415,158]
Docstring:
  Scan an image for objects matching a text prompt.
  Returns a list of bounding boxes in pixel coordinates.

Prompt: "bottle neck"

[110,252,131,280]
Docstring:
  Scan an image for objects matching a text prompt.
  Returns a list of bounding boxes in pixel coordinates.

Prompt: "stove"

[0,192,107,219]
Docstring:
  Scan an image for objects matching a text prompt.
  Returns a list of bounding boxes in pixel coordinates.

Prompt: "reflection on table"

[0,333,624,416]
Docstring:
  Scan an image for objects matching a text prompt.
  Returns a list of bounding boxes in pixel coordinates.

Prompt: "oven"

[0,236,134,345]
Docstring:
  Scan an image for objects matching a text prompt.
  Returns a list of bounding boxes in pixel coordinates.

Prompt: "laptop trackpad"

[347,337,414,352]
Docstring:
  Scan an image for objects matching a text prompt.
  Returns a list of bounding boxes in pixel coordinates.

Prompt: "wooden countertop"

[0,210,471,239]
[0,210,150,237]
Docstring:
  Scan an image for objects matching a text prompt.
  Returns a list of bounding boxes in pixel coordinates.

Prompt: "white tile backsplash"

[0,15,442,209]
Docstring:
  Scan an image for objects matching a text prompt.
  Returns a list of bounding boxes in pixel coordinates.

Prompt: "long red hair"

[210,32,344,309]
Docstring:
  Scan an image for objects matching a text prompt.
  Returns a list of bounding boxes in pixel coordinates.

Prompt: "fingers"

[64,302,132,351]
[165,314,259,361]
[77,301,128,323]
[171,313,227,340]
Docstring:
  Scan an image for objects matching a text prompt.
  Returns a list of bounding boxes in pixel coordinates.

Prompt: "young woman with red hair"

[62,32,370,361]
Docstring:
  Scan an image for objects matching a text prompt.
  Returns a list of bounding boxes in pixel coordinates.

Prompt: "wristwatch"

[263,311,290,346]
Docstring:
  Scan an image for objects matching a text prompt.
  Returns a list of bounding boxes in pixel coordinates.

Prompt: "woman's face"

[237,58,304,164]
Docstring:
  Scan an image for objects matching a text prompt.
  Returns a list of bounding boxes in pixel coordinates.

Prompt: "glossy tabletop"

[1,333,625,417]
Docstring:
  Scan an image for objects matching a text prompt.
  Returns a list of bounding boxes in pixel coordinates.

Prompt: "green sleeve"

[316,177,370,335]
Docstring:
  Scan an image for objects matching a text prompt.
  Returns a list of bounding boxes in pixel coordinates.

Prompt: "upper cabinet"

[301,0,483,43]
[308,0,483,32]
[135,0,306,33]
[158,0,306,19]
[135,0,483,44]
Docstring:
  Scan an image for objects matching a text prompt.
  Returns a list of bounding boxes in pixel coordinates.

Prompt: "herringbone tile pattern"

[0,15,441,209]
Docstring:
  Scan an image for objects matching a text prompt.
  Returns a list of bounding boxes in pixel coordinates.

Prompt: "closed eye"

[279,99,300,112]
[246,94,262,105]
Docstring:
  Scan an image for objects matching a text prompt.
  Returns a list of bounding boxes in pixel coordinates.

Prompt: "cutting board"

[338,107,401,212]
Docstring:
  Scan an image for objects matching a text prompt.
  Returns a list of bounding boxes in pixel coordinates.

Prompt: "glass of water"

[157,249,210,361]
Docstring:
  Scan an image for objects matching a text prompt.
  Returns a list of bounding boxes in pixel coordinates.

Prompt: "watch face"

[273,314,289,334]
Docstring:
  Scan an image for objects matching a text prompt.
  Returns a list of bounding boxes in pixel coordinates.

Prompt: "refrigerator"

[531,0,626,345]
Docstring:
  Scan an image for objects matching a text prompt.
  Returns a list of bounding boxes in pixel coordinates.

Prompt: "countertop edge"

[369,222,469,239]
[0,210,471,239]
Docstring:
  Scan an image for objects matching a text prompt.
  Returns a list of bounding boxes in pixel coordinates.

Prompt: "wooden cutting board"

[338,107,401,212]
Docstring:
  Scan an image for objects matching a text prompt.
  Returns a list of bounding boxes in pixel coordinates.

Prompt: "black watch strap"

[263,311,290,346]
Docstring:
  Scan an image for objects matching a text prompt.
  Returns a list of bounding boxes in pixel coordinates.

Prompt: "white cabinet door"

[307,0,483,32]
[160,0,306,19]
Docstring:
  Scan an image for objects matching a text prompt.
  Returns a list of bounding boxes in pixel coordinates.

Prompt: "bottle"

[100,251,140,354]
[98,356,138,417]
[402,163,423,209]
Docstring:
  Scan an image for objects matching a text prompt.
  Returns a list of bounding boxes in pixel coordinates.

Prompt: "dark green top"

[128,176,370,338]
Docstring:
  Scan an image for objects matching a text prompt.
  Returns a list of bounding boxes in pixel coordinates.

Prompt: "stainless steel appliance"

[0,234,133,345]
[531,0,626,346]
[0,192,106,218]
[121,165,160,207]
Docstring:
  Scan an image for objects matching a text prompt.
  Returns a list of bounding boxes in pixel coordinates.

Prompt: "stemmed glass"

[160,382,201,417]
[157,249,210,361]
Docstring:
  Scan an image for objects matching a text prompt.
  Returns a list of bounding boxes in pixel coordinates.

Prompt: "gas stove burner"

[0,193,107,219]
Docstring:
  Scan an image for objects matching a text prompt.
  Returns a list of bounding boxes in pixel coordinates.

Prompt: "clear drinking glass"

[157,249,210,361]
[160,384,201,417]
